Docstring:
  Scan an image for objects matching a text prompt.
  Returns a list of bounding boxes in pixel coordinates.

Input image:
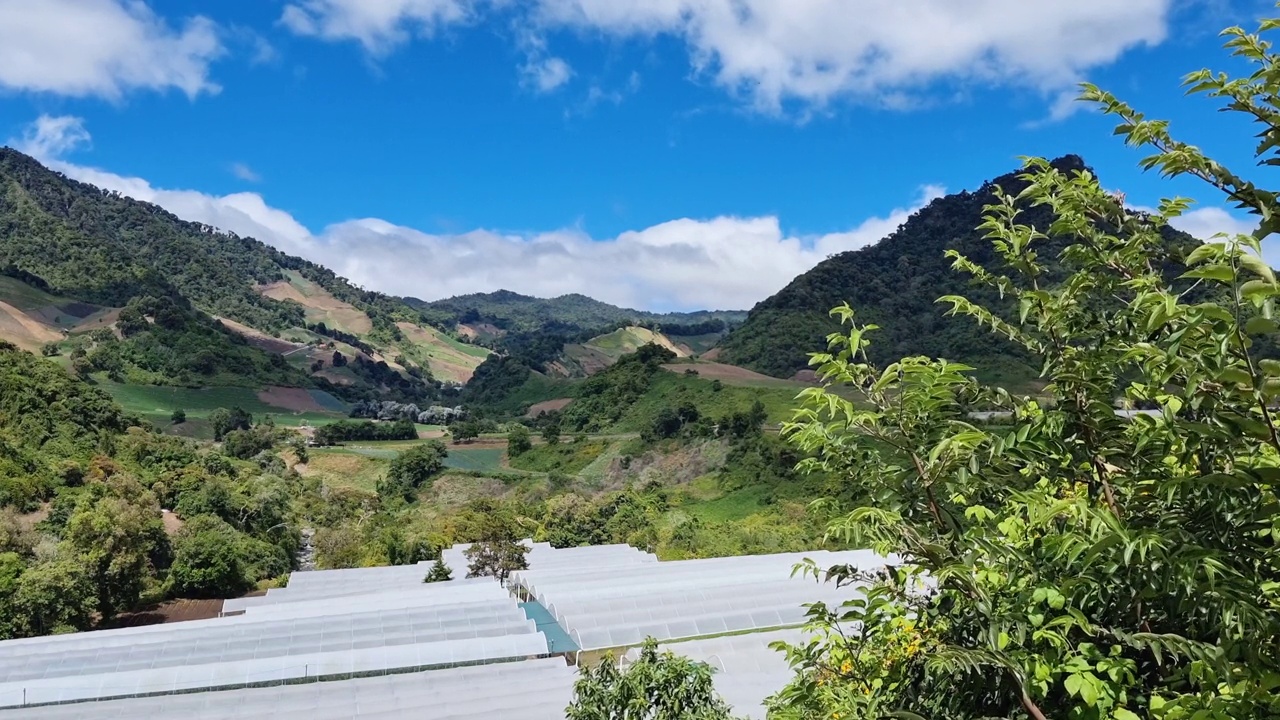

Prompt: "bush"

[423,558,452,583]
[169,516,251,599]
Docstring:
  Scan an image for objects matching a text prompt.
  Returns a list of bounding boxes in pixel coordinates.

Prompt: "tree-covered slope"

[718,156,1091,380]
[412,289,746,336]
[0,148,465,399]
[0,148,436,332]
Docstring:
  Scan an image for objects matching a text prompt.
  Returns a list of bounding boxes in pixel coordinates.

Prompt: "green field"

[442,448,506,472]
[98,382,347,428]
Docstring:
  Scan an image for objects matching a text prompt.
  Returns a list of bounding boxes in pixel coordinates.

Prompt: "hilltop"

[717,155,1093,382]
[411,289,746,339]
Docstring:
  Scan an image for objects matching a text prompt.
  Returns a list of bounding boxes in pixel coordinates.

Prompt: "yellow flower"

[840,660,853,674]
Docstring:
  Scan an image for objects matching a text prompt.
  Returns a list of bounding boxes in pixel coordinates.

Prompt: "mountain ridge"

[716,155,1096,381]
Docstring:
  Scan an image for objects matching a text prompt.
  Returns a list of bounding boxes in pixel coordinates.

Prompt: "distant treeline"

[312,419,417,446]
[307,322,375,356]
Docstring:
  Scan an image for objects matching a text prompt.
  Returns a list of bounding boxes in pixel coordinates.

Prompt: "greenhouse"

[0,545,890,717]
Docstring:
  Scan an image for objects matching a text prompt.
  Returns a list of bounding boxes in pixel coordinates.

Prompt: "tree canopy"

[774,21,1280,719]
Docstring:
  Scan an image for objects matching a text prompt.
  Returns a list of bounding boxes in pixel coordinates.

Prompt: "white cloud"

[0,0,223,99]
[11,115,92,159]
[280,0,474,55]
[530,0,1173,111]
[231,162,262,183]
[11,115,938,311]
[522,56,574,93]
[279,0,1172,113]
[1168,207,1256,242]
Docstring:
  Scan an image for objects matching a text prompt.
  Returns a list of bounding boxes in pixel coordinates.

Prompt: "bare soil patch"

[526,398,573,418]
[258,279,373,334]
[457,322,504,340]
[161,509,184,536]
[72,307,120,332]
[216,316,301,354]
[102,598,224,629]
[257,386,328,413]
[0,300,61,351]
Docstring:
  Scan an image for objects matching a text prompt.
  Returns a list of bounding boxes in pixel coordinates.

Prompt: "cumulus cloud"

[532,0,1173,111]
[280,0,1173,113]
[11,115,941,311]
[1168,207,1257,242]
[280,0,474,54]
[0,0,223,99]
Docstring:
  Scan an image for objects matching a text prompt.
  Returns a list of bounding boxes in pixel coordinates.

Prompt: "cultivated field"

[257,271,373,335]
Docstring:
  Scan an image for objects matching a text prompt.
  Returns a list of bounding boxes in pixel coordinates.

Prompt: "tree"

[64,472,170,619]
[221,428,274,460]
[423,557,453,583]
[542,420,562,446]
[461,502,529,584]
[378,441,448,501]
[169,516,251,598]
[332,350,347,367]
[508,425,532,456]
[775,24,1280,720]
[566,638,740,720]
[463,538,528,584]
[450,420,481,444]
[209,406,252,442]
[9,559,96,638]
[170,408,186,424]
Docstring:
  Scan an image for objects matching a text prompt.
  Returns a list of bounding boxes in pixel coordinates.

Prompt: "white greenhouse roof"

[624,629,806,720]
[513,549,886,651]
[6,656,576,720]
[0,543,879,717]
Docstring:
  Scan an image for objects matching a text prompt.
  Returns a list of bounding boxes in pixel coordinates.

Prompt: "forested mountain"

[411,290,745,337]
[0,147,477,403]
[719,155,1110,380]
[0,148,419,333]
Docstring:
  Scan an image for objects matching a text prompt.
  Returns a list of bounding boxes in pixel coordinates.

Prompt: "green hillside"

[717,156,1090,381]
[411,289,745,336]
[0,148,481,403]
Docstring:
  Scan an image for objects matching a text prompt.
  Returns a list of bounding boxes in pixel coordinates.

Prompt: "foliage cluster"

[774,28,1280,719]
[312,419,417,446]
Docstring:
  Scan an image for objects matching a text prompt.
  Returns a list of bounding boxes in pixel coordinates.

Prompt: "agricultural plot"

[98,382,347,427]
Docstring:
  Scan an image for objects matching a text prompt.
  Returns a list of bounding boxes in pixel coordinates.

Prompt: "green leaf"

[1245,316,1279,335]
[1241,279,1278,305]
[1180,265,1235,283]
[1114,708,1140,720]
[1064,673,1083,697]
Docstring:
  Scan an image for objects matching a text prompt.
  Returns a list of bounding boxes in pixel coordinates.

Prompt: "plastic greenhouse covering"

[3,657,575,719]
[513,549,887,650]
[0,542,883,716]
[623,629,806,719]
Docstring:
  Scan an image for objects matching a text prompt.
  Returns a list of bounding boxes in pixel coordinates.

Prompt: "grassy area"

[304,449,387,492]
[613,371,803,431]
[508,440,609,474]
[442,448,506,472]
[675,480,778,523]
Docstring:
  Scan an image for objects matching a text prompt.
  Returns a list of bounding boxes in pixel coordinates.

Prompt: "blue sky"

[0,0,1274,311]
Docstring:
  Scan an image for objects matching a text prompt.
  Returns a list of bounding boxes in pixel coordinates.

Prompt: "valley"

[1,10,1278,713]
